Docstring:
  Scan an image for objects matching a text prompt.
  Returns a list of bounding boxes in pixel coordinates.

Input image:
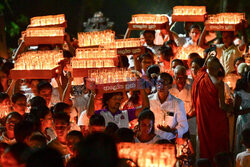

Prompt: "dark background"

[1,0,249,50]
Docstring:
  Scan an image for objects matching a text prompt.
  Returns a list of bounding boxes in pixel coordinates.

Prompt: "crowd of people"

[0,16,249,167]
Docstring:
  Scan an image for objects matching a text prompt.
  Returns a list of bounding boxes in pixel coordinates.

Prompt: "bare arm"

[87,91,95,118]
[238,20,248,52]
[62,72,73,105]
[198,26,209,49]
[135,88,150,117]
[6,79,17,97]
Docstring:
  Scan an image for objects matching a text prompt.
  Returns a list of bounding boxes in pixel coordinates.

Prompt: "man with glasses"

[149,72,188,141]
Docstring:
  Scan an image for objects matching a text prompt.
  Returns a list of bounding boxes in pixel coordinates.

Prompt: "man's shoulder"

[148,93,157,100]
[170,94,184,104]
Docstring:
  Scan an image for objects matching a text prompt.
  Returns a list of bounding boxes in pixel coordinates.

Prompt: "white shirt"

[78,110,89,127]
[174,34,190,47]
[169,84,196,135]
[135,135,161,144]
[149,92,188,140]
[236,149,250,167]
[216,44,242,74]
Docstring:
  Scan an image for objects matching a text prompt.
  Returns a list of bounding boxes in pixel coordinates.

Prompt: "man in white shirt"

[149,72,188,141]
[142,30,161,55]
[236,128,250,167]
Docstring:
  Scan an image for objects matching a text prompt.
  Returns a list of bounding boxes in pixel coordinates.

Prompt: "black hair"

[139,53,154,63]
[63,50,73,58]
[105,122,119,136]
[118,55,129,68]
[78,133,119,167]
[242,128,250,148]
[138,109,155,134]
[0,92,9,103]
[37,81,52,93]
[38,44,53,50]
[30,96,47,108]
[29,134,47,148]
[27,146,64,167]
[1,61,14,76]
[159,72,173,84]
[214,152,233,167]
[102,92,123,108]
[89,114,105,127]
[171,59,184,67]
[53,102,70,115]
[155,139,173,144]
[4,143,31,165]
[189,24,201,32]
[159,45,174,61]
[234,57,245,67]
[115,128,135,143]
[143,30,155,36]
[196,158,212,167]
[235,70,250,92]
[191,57,205,68]
[14,120,36,143]
[11,93,26,104]
[53,112,70,125]
[30,105,50,129]
[188,52,201,60]
[146,64,160,80]
[67,130,84,141]
[5,112,23,124]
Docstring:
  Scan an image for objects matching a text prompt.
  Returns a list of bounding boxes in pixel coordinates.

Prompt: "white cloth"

[174,34,190,47]
[72,94,90,119]
[216,44,242,74]
[169,84,196,135]
[48,88,61,108]
[183,39,197,48]
[78,110,89,127]
[236,149,250,167]
[149,92,188,140]
[0,133,16,145]
[135,135,161,144]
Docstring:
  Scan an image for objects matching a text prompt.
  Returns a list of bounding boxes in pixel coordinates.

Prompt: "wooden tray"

[10,67,58,79]
[24,36,64,46]
[117,46,145,56]
[205,22,243,31]
[128,22,167,30]
[27,21,67,28]
[72,67,118,78]
[172,14,206,22]
[86,79,144,94]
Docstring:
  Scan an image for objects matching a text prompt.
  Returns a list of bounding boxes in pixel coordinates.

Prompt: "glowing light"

[130,14,168,24]
[72,59,115,68]
[14,50,64,70]
[207,13,245,24]
[103,38,142,49]
[75,48,117,59]
[78,30,115,47]
[176,46,204,60]
[173,6,206,15]
[30,14,65,27]
[25,27,65,37]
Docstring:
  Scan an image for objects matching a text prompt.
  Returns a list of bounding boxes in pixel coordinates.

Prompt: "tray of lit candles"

[128,14,169,30]
[77,30,115,48]
[102,38,145,56]
[175,46,205,60]
[117,142,176,167]
[28,14,67,28]
[10,50,64,79]
[24,27,65,46]
[85,69,144,94]
[205,13,246,31]
[171,6,207,22]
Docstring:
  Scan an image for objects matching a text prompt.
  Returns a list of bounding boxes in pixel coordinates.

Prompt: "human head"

[78,133,119,167]
[53,112,70,143]
[237,63,249,76]
[1,143,31,167]
[30,105,52,130]
[139,53,155,73]
[26,147,64,167]
[143,30,156,46]
[29,96,47,109]
[214,152,233,167]
[222,31,234,48]
[189,24,201,43]
[115,128,135,143]
[156,73,173,95]
[53,102,71,116]
[104,122,119,136]
[37,81,52,106]
[102,92,123,113]
[38,44,53,50]
[138,109,155,135]
[0,92,10,105]
[159,45,174,62]
[11,93,27,115]
[184,22,193,35]
[207,57,225,79]
[188,52,201,68]
[171,59,184,72]
[174,65,187,90]
[5,112,23,133]
[29,79,41,96]
[89,114,105,133]
[196,158,212,167]
[242,128,250,148]
[66,130,84,156]
[235,71,250,92]
[191,57,204,79]
[234,57,245,74]
[29,134,47,149]
[146,64,160,81]
[14,120,35,144]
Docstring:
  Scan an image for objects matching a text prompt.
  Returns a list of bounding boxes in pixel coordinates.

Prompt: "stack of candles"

[130,14,168,24]
[173,6,206,15]
[103,38,142,49]
[0,105,11,119]
[75,48,117,59]
[88,68,136,84]
[25,27,65,37]
[78,30,115,47]
[72,59,115,68]
[117,142,176,167]
[206,13,245,24]
[14,50,64,70]
[30,14,65,27]
[176,46,204,60]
